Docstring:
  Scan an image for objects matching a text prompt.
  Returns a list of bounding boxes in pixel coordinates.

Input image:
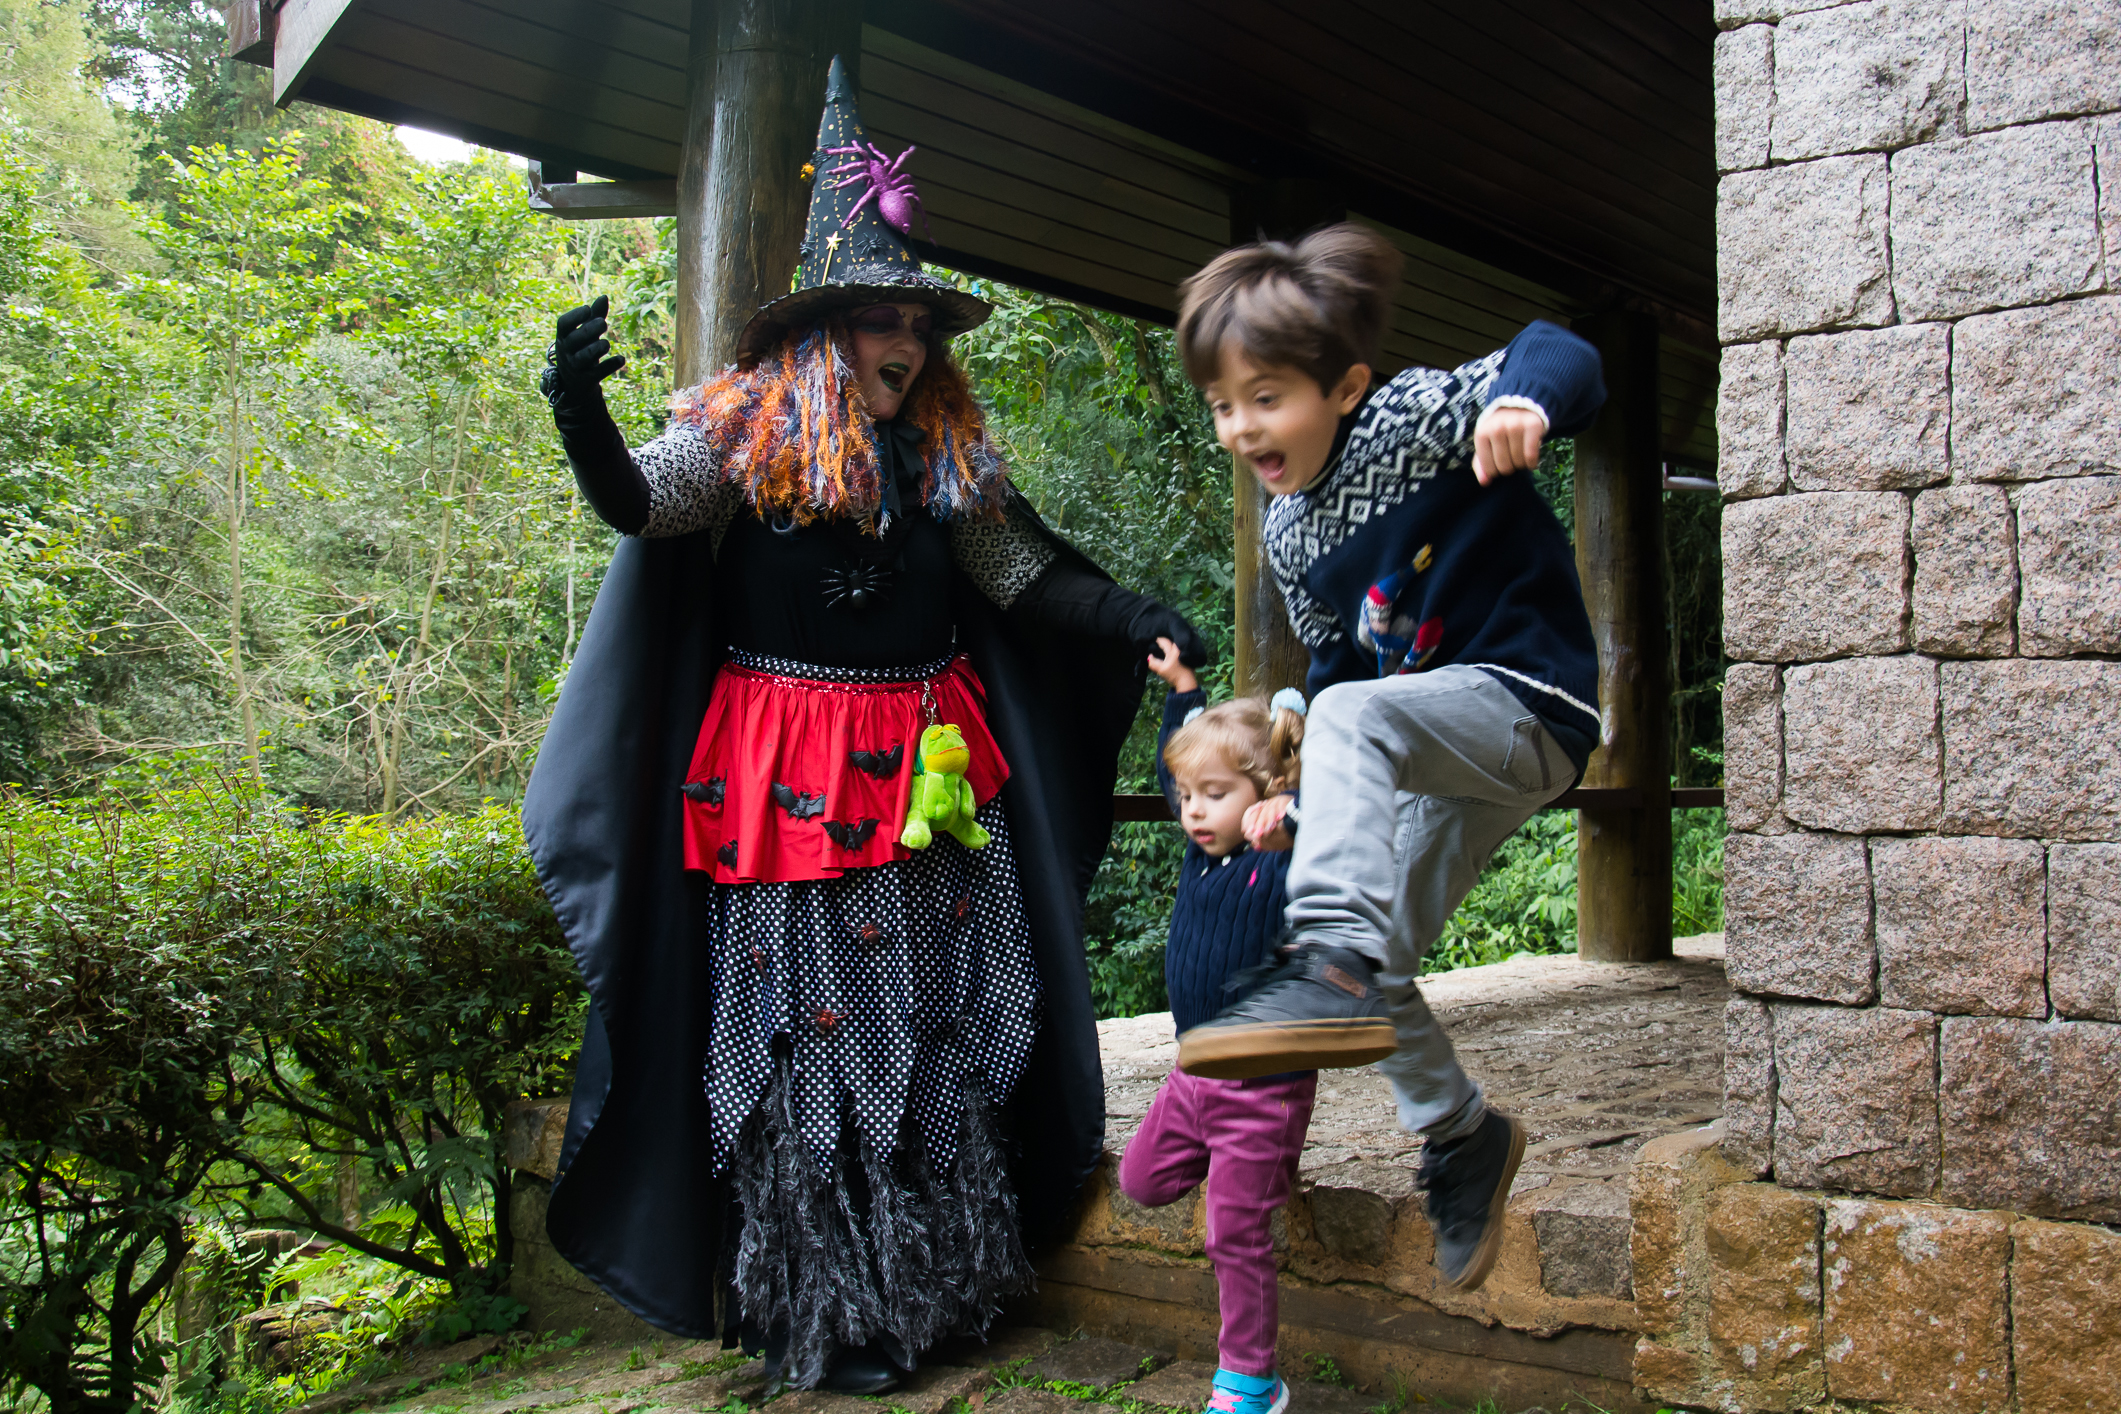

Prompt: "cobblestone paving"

[293,1328,1535,1414]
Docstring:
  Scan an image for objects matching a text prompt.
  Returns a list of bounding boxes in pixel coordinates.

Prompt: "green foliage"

[951,283,1235,1013]
[1426,811,1582,973]
[0,785,287,1414]
[1427,807,1726,974]
[954,280,1238,772]
[0,782,580,1414]
[1079,822,1184,1018]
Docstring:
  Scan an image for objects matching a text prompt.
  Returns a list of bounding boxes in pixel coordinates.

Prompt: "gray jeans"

[1284,666,1574,1142]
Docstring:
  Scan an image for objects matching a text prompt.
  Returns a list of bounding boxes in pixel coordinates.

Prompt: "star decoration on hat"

[732,54,992,364]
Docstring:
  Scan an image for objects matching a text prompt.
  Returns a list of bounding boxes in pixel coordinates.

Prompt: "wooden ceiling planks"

[863,29,1234,321]
[291,0,685,177]
[897,0,1714,313]
[255,0,1720,459]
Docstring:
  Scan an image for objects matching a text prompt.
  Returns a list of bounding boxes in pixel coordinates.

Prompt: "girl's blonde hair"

[1161,696,1305,796]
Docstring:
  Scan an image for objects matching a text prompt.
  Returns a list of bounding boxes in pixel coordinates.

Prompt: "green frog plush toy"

[900,722,991,851]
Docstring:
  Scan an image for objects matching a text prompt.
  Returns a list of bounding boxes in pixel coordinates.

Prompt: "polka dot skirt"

[703,798,1039,1173]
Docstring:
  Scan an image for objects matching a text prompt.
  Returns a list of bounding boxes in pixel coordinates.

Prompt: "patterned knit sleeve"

[1347,349,1508,471]
[949,502,1058,609]
[633,421,743,542]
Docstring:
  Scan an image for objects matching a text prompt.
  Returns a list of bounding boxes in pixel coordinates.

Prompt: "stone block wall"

[1713,0,2121,1216]
[1678,3,2121,1407]
[1632,1128,2121,1414]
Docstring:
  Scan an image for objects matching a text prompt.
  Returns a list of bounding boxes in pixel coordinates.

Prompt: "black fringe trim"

[731,1066,1032,1388]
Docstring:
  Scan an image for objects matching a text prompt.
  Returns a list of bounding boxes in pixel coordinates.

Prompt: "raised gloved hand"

[544,294,627,406]
[541,295,650,535]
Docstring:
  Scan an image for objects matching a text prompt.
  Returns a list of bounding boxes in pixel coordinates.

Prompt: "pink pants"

[1117,1067,1317,1376]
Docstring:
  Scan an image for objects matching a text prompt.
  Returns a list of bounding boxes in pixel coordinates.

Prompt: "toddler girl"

[1118,637,1308,1414]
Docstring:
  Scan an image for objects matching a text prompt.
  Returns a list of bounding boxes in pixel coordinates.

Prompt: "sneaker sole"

[1440,1113,1527,1294]
[1176,1020,1399,1079]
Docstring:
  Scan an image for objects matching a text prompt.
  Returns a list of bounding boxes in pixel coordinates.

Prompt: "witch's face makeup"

[848,303,931,419]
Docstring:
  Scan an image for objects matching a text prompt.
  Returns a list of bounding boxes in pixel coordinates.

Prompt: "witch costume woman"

[522,60,1204,1396]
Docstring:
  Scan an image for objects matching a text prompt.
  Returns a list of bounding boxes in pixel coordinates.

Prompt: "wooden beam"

[1572,308,1673,964]
[673,0,862,383]
[1232,467,1310,700]
[1112,786,1724,823]
[528,176,679,221]
[672,0,717,383]
[1230,179,1343,701]
[226,0,273,65]
[273,0,362,108]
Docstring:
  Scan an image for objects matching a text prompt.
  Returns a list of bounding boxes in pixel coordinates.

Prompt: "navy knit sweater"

[1155,689,1295,1036]
[1262,321,1607,771]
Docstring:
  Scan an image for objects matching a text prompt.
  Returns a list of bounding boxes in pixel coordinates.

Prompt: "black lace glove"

[543,295,650,535]
[1014,562,1208,666]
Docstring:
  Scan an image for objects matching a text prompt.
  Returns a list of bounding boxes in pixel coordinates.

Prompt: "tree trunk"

[226,332,261,784]
[382,392,471,817]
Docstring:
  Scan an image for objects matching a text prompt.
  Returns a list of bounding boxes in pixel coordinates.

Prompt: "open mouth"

[878,362,909,394]
[1251,451,1287,481]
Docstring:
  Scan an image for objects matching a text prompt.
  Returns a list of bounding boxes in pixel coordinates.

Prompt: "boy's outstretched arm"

[1472,320,1607,485]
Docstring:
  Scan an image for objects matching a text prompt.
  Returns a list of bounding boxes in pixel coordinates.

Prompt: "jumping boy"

[1172,224,1606,1293]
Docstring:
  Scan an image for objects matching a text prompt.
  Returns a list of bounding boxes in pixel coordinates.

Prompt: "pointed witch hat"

[734,55,991,365]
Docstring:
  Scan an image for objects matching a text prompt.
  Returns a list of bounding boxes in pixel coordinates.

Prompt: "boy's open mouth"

[878,362,909,394]
[1251,451,1287,480]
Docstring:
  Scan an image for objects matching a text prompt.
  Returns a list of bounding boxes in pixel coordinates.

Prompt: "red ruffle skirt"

[681,654,1009,884]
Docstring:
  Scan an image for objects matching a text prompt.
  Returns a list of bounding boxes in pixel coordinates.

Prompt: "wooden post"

[1233,470,1312,698]
[1229,179,1346,699]
[672,0,860,386]
[1571,309,1672,963]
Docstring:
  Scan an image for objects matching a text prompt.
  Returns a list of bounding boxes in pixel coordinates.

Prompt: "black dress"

[523,415,1140,1384]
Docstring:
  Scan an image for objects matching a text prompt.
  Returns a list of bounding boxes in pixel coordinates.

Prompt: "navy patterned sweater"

[1263,321,1607,772]
[1155,688,1295,1036]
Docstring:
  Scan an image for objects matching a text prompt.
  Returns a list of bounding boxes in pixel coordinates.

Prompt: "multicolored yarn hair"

[669,316,1009,528]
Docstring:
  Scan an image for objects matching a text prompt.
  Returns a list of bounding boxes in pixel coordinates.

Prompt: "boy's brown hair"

[1176,222,1403,392]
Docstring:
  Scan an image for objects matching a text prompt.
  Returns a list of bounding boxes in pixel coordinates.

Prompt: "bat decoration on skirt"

[681,777,726,807]
[848,744,903,780]
[716,840,738,868]
[822,818,881,850]
[770,782,827,819]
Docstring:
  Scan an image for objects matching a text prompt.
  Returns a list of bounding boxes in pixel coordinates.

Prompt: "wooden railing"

[1109,787,1725,823]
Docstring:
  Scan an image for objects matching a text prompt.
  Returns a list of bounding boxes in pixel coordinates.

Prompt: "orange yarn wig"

[669,316,1009,528]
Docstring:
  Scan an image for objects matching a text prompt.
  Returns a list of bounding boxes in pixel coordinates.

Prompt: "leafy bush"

[1079,822,1185,1017]
[1429,806,1725,973]
[0,780,581,1414]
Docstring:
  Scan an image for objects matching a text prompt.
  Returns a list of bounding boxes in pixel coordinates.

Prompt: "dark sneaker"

[1176,943,1397,1079]
[1416,1109,1526,1291]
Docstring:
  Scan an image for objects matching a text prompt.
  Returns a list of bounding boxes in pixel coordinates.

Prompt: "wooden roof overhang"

[233,0,1717,464]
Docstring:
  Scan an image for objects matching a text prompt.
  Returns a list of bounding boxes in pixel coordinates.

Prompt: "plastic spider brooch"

[821,560,893,611]
[824,140,933,239]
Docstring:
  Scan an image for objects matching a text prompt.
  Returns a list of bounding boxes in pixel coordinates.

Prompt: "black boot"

[819,1343,903,1395]
[760,1327,791,1395]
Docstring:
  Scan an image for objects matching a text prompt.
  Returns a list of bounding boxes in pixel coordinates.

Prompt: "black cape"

[521,497,1143,1338]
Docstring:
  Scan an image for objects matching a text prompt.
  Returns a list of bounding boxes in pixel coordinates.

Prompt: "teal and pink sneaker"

[1206,1369,1289,1414]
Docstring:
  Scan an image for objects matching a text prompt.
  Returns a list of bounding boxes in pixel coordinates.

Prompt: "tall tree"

[125,143,346,780]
